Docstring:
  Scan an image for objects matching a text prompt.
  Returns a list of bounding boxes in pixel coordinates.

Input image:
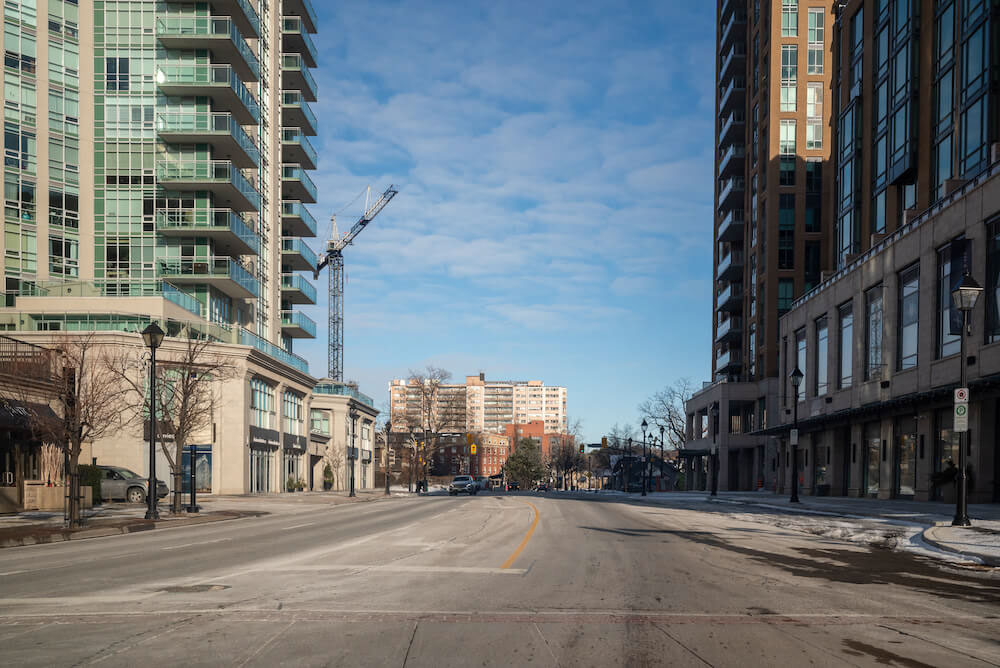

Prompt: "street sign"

[790,428,799,446]
[954,387,969,403]
[954,404,969,432]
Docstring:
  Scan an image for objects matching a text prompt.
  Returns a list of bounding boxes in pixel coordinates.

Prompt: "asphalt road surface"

[1,493,998,667]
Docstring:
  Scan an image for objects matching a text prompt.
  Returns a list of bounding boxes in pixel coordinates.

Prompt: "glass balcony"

[281,164,317,203]
[716,316,743,343]
[719,77,746,116]
[156,16,260,81]
[163,0,261,38]
[280,310,317,339]
[237,328,309,374]
[157,160,261,212]
[158,257,260,299]
[719,42,745,86]
[281,54,317,102]
[281,92,317,135]
[718,144,745,178]
[716,348,742,374]
[283,0,317,33]
[717,282,743,313]
[162,282,204,319]
[156,64,261,125]
[280,273,317,305]
[719,10,746,53]
[282,17,317,67]
[718,176,744,211]
[156,112,260,168]
[716,249,744,282]
[156,208,260,257]
[314,381,375,408]
[281,200,318,238]
[281,128,317,169]
[718,111,745,149]
[717,208,744,243]
[281,237,318,272]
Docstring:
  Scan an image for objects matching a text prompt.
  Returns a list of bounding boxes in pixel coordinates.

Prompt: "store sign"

[249,426,280,448]
[283,433,306,450]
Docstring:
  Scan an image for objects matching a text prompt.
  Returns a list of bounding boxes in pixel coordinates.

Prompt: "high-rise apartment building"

[687,0,1000,503]
[0,0,318,364]
[389,374,568,435]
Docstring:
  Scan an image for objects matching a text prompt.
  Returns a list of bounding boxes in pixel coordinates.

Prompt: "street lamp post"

[710,403,719,497]
[141,322,164,521]
[641,419,648,496]
[348,407,357,497]
[384,420,392,496]
[789,367,803,504]
[952,273,983,527]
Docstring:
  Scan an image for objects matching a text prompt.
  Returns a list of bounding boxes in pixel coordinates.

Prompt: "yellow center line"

[500,501,539,569]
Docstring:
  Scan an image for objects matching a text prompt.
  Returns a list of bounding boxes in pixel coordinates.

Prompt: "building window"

[938,243,961,357]
[781,44,798,83]
[782,0,798,37]
[898,265,919,370]
[283,391,304,436]
[779,194,795,269]
[865,286,884,380]
[986,220,1000,343]
[795,328,807,399]
[808,8,824,74]
[804,241,820,292]
[872,189,887,235]
[250,378,275,429]
[779,157,796,185]
[310,409,330,435]
[105,57,128,91]
[815,317,828,396]
[780,84,797,112]
[49,236,78,277]
[839,302,853,389]
[779,119,796,155]
[778,278,795,314]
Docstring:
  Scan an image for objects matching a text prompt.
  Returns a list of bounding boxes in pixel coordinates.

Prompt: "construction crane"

[315,184,398,381]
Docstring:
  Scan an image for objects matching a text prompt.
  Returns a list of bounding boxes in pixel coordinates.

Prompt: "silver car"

[97,465,169,504]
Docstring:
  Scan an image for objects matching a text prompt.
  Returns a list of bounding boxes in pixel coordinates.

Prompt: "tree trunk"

[173,470,183,513]
[67,451,80,527]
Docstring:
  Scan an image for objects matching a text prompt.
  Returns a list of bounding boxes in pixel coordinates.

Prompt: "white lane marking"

[0,570,28,576]
[270,565,526,575]
[161,538,231,551]
[281,522,315,531]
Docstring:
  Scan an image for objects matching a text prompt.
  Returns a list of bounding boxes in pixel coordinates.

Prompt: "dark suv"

[97,465,169,504]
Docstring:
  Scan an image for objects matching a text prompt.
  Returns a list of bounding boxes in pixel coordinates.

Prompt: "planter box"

[22,483,93,511]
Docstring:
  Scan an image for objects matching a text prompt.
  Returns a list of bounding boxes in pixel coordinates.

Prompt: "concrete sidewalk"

[0,489,399,548]
[635,490,1000,567]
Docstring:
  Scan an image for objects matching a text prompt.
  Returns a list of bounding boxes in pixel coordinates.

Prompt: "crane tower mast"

[316,185,398,380]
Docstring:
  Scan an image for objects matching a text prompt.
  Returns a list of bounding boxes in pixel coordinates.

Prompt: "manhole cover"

[159,584,230,593]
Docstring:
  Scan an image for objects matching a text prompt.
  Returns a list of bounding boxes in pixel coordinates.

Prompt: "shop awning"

[0,398,59,430]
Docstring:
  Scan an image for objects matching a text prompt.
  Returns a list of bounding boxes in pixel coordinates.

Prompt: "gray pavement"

[0,492,998,666]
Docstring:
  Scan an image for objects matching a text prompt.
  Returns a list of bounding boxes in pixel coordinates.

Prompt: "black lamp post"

[789,367,803,504]
[641,419,648,496]
[348,407,358,497]
[952,273,983,527]
[384,420,392,496]
[710,403,719,497]
[141,322,164,521]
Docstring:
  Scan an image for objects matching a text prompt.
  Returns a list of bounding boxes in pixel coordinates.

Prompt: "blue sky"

[294,0,716,442]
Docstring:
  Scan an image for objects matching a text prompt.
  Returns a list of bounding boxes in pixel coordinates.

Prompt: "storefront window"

[864,421,880,496]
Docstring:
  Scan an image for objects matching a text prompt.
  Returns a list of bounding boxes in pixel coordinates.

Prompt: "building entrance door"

[250,447,273,494]
[894,425,917,499]
[863,422,880,498]
[839,428,851,496]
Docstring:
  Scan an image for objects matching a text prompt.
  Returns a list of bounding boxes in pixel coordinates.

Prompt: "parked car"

[536,482,550,492]
[449,475,477,496]
[507,481,520,491]
[97,465,169,504]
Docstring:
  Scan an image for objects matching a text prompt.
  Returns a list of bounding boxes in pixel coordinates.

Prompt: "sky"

[294,0,717,442]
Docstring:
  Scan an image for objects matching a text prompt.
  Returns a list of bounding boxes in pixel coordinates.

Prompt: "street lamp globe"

[790,366,803,389]
[141,322,165,350]
[952,273,984,312]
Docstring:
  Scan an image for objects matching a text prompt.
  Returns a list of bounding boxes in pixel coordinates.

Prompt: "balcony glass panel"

[156,64,261,124]
[281,92,317,134]
[238,328,309,373]
[281,54,318,100]
[281,310,318,338]
[281,17,318,66]
[281,128,317,168]
[158,257,260,298]
[156,208,260,256]
[281,237,318,269]
[162,282,203,318]
[157,160,262,211]
[281,201,318,236]
[281,273,317,303]
[156,16,260,80]
[314,382,375,408]
[156,112,260,166]
[282,164,317,201]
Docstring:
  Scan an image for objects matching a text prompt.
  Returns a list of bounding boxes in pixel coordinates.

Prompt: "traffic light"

[579,443,584,453]
[471,443,477,455]
[601,437,607,449]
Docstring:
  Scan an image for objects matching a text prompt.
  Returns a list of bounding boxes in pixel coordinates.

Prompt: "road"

[0,492,998,667]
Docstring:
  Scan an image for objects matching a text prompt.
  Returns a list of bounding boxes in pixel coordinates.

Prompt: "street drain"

[159,584,230,593]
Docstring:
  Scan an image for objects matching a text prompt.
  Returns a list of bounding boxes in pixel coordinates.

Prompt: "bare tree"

[323,450,344,489]
[404,366,463,485]
[107,331,233,513]
[8,334,123,525]
[637,378,694,457]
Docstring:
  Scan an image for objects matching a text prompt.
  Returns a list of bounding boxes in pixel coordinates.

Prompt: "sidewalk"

[0,489,399,549]
[631,490,1000,567]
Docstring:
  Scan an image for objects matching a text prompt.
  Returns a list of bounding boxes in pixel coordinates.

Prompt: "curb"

[0,510,265,549]
[922,525,1000,567]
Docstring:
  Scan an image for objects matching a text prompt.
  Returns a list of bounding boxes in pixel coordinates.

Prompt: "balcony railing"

[281,200,318,237]
[717,249,745,281]
[717,282,743,312]
[155,208,260,257]
[716,316,743,342]
[281,17,318,67]
[156,64,261,125]
[718,176,745,210]
[0,334,52,381]
[281,237,318,272]
[156,16,260,81]
[716,348,743,372]
[281,92,317,135]
[281,128,317,169]
[719,77,746,114]
[280,309,317,338]
[238,328,309,374]
[719,10,746,51]
[281,54,317,101]
[280,273,317,304]
[718,143,746,177]
[161,0,262,38]
[156,112,260,167]
[719,42,745,84]
[162,282,203,318]
[283,0,318,33]
[156,159,261,212]
[717,208,744,243]
[158,257,260,299]
[718,111,745,147]
[314,381,375,408]
[281,164,317,203]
